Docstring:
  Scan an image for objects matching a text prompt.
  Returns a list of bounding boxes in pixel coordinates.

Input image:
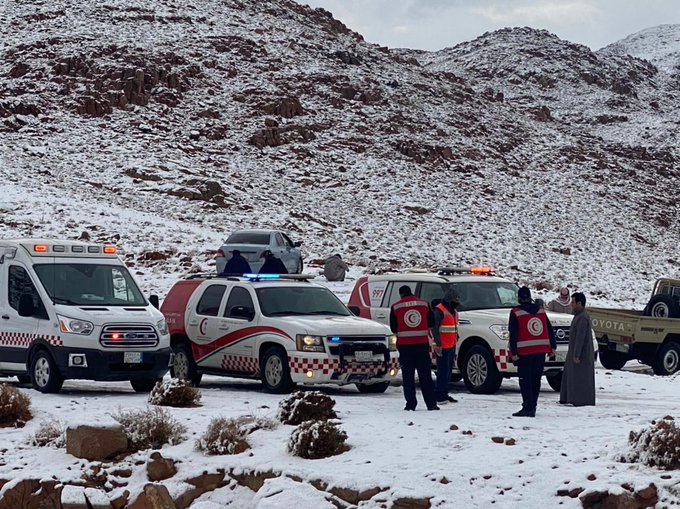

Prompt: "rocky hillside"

[0,1,678,303]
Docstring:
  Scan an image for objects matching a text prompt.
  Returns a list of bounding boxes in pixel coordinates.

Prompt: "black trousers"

[517,354,546,412]
[398,343,436,409]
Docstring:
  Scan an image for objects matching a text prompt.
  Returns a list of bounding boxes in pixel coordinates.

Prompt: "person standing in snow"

[258,250,288,274]
[547,287,573,314]
[390,285,439,411]
[508,286,556,417]
[560,292,596,406]
[221,249,252,275]
[322,254,349,281]
[432,288,460,405]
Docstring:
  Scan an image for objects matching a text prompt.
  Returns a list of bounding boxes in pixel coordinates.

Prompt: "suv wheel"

[31,350,64,394]
[260,346,294,393]
[599,350,628,370]
[171,343,203,387]
[546,371,562,392]
[653,342,680,376]
[462,345,502,394]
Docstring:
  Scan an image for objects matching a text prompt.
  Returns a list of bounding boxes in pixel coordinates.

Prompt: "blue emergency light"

[243,273,280,280]
[330,337,340,342]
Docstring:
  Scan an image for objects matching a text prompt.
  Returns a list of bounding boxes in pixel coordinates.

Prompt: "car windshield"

[34,263,147,306]
[226,232,270,245]
[256,286,351,317]
[421,281,520,311]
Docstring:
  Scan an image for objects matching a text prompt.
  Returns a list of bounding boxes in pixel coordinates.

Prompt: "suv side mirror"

[149,295,160,309]
[230,306,255,321]
[348,305,361,317]
[18,294,36,317]
[293,241,303,248]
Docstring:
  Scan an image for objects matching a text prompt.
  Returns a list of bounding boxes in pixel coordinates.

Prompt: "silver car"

[215,229,304,274]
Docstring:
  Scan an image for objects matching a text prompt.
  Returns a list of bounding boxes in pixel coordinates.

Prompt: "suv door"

[216,286,258,372]
[280,232,300,273]
[186,283,227,366]
[272,232,290,271]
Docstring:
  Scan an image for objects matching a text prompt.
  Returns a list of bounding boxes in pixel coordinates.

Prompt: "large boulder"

[66,424,128,461]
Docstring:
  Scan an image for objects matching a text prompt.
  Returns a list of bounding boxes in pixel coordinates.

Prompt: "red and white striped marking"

[289,356,400,376]
[0,331,63,348]
[220,355,259,374]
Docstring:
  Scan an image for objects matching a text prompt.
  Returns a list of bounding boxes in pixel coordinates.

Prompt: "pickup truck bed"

[589,306,680,375]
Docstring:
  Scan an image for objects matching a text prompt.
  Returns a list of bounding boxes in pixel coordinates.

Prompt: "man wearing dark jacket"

[432,288,460,404]
[222,249,252,275]
[259,250,288,274]
[508,286,556,417]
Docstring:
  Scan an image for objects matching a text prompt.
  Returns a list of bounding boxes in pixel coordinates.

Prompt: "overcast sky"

[297,0,680,51]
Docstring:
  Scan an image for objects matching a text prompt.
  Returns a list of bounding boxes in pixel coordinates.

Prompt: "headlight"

[388,334,398,351]
[156,318,169,336]
[57,315,94,335]
[296,335,325,353]
[490,325,509,341]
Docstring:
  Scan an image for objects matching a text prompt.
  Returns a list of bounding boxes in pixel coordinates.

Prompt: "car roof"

[364,272,514,284]
[227,229,277,235]
[188,274,320,288]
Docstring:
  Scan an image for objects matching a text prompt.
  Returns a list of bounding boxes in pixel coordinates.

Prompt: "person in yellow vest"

[508,286,557,417]
[390,285,439,411]
[432,288,460,404]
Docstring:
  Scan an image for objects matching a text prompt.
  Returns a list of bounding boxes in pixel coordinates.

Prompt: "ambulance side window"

[196,285,226,316]
[8,266,48,320]
[382,282,418,308]
[224,287,255,320]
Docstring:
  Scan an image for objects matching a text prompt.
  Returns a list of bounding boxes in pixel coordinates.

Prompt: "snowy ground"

[1,277,680,508]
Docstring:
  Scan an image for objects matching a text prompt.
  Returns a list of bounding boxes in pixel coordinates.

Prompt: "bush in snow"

[288,420,348,459]
[30,419,65,447]
[277,391,337,425]
[148,378,201,407]
[625,416,680,469]
[112,406,186,452]
[0,384,31,428]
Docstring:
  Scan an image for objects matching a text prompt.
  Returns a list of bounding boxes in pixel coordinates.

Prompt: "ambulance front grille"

[100,324,159,348]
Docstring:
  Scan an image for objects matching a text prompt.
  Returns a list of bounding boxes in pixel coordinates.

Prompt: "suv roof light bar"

[438,266,496,276]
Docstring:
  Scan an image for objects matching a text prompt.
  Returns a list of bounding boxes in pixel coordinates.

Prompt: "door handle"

[1,315,9,320]
[376,313,386,319]
[188,320,198,326]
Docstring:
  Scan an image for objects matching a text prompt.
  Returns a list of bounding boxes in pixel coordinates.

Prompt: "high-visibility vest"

[436,303,458,349]
[512,306,552,356]
[392,296,430,346]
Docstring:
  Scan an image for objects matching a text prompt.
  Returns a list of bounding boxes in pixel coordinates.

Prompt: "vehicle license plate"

[124,352,143,363]
[354,350,373,362]
[554,351,566,363]
[615,343,630,353]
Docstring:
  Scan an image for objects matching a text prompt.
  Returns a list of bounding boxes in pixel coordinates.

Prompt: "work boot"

[446,396,458,403]
[404,405,415,411]
[512,409,532,417]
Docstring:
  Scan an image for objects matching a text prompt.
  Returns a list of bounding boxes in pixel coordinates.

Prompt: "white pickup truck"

[0,239,173,393]
[161,273,400,393]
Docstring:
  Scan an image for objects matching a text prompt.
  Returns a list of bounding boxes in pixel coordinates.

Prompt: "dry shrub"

[288,420,348,459]
[277,391,337,425]
[625,416,680,469]
[112,406,186,452]
[196,415,276,455]
[30,419,65,447]
[0,384,32,428]
[148,378,201,407]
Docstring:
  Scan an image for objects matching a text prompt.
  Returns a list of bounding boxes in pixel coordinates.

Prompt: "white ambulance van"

[0,239,172,393]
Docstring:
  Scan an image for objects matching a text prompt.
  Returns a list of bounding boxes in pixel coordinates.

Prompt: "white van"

[0,239,172,393]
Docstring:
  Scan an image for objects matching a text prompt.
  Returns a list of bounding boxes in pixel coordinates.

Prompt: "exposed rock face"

[0,479,62,509]
[146,452,177,482]
[66,424,128,461]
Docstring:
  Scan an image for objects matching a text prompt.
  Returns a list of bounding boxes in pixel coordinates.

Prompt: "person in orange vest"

[390,285,439,411]
[508,286,557,417]
[432,288,460,405]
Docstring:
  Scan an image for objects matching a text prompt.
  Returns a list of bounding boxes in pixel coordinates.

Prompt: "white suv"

[348,268,580,394]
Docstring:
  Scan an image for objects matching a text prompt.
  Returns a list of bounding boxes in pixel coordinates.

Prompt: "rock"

[0,479,62,509]
[449,424,459,431]
[392,497,431,509]
[127,484,177,509]
[66,424,128,461]
[635,483,658,506]
[491,436,505,444]
[110,490,130,509]
[174,470,228,508]
[230,469,277,492]
[587,474,597,481]
[147,452,177,481]
[504,438,516,446]
[329,486,382,505]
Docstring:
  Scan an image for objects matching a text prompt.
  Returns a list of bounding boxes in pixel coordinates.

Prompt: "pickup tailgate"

[589,307,640,344]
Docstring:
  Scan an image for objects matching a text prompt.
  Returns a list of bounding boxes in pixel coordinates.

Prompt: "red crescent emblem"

[199,318,208,336]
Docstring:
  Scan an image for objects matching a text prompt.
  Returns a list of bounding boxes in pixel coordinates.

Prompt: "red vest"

[392,296,430,346]
[512,306,552,356]
[436,303,458,349]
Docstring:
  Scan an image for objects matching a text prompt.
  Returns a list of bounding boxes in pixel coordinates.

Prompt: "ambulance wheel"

[261,346,294,394]
[130,378,162,393]
[171,343,202,387]
[356,381,390,393]
[16,375,31,384]
[462,345,502,394]
[546,371,562,392]
[30,350,64,394]
[599,350,628,370]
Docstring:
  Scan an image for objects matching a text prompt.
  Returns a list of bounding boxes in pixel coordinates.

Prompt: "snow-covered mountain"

[1,1,678,304]
[599,24,680,72]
